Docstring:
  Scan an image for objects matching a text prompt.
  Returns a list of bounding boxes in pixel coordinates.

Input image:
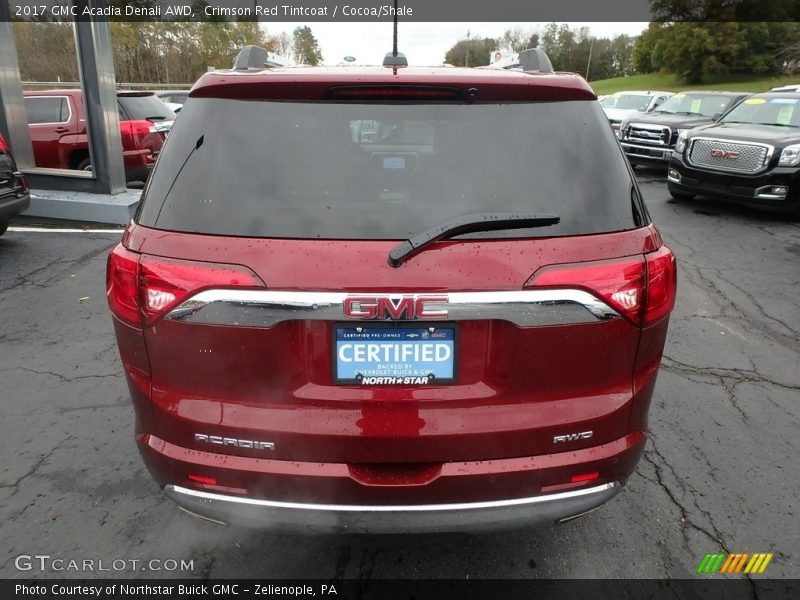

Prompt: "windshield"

[599,96,617,108]
[118,94,176,121]
[656,93,734,117]
[607,94,652,111]
[138,98,639,239]
[721,96,800,127]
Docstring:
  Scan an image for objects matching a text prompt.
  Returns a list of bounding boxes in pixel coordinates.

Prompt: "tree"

[633,20,800,82]
[277,32,292,57]
[631,22,666,74]
[444,37,498,67]
[498,27,539,52]
[292,26,323,66]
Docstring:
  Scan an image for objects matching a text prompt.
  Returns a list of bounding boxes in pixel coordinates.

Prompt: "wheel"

[76,158,92,172]
[668,184,695,201]
[0,220,8,237]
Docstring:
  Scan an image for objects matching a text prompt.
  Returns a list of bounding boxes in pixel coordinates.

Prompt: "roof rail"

[233,45,291,70]
[518,48,554,74]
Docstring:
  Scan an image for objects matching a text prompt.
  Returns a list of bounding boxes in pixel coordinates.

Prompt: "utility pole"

[465,29,470,67]
[585,36,594,80]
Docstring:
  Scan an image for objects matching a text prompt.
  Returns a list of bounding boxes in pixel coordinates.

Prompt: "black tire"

[76,158,92,172]
[0,220,8,237]
[668,185,695,201]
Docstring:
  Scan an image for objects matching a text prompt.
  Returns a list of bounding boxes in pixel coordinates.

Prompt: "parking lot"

[1,171,798,581]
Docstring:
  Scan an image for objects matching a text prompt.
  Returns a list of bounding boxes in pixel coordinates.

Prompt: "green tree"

[444,37,498,67]
[292,26,323,66]
[631,22,666,74]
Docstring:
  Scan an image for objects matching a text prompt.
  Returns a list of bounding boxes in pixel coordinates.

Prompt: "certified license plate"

[334,325,456,385]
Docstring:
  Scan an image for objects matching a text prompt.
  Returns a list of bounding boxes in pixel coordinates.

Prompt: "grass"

[590,72,800,96]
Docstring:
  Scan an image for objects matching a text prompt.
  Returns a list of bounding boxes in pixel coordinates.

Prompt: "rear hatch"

[117,92,174,157]
[122,86,664,466]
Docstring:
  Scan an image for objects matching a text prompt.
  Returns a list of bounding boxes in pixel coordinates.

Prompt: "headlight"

[779,144,800,167]
[675,132,688,154]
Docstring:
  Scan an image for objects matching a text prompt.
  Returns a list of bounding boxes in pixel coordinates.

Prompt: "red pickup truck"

[24,90,174,183]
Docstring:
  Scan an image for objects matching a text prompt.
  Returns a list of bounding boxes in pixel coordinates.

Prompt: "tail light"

[119,120,157,137]
[107,245,140,327]
[325,85,465,101]
[106,244,265,328]
[0,134,7,151]
[641,245,677,326]
[526,245,676,327]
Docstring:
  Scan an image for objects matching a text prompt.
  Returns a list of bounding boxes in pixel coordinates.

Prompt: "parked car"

[668,92,800,218]
[23,90,175,183]
[600,90,673,136]
[770,84,800,93]
[155,90,189,113]
[0,134,30,237]
[107,48,677,533]
[619,91,749,168]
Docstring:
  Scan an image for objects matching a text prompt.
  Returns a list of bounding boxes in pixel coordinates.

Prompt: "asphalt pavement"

[1,172,798,584]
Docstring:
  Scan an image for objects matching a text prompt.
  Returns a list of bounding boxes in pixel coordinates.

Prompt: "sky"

[263,22,649,66]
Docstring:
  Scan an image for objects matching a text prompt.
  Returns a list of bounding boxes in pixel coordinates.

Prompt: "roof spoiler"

[518,48,554,74]
[233,45,291,70]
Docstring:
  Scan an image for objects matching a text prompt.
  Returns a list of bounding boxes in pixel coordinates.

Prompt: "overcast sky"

[264,22,648,65]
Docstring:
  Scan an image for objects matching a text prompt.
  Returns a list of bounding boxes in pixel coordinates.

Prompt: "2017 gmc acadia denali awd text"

[106,48,677,534]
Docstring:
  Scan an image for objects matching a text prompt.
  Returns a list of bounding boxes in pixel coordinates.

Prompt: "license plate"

[334,325,456,385]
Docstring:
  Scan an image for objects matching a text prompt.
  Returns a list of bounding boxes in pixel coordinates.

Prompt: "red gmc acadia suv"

[107,49,677,533]
[24,90,174,182]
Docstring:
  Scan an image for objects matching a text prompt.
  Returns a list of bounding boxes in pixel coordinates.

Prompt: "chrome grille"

[688,138,771,173]
[625,123,670,146]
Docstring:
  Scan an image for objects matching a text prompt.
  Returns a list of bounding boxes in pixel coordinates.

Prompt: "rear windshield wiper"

[388,212,560,267]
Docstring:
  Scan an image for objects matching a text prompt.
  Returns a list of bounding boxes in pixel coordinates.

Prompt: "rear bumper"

[122,158,154,184]
[142,431,646,533]
[165,481,622,534]
[0,191,30,222]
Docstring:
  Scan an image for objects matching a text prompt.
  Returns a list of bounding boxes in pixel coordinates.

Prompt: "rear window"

[138,98,641,239]
[117,94,175,121]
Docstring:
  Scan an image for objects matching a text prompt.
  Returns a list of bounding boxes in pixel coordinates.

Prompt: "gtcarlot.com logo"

[697,552,773,574]
[14,554,194,572]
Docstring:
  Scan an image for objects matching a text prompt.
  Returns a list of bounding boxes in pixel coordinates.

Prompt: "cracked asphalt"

[0,172,798,584]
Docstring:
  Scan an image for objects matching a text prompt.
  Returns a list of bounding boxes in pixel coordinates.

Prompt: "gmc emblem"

[343,296,449,320]
[710,148,739,159]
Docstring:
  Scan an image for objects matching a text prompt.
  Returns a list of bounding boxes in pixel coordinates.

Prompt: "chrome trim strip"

[687,136,774,174]
[164,289,621,327]
[165,482,618,513]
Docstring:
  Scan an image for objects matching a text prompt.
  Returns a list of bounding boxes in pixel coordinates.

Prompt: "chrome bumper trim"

[165,482,622,533]
[165,289,620,328]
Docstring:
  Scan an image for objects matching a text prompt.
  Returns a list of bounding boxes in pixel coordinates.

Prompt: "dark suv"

[0,134,30,237]
[620,91,748,168]
[107,48,677,533]
[668,92,800,217]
